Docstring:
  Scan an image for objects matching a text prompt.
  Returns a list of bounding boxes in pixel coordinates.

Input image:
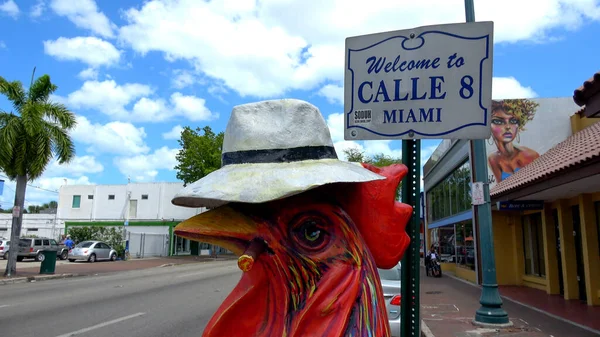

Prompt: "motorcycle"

[426,254,442,278]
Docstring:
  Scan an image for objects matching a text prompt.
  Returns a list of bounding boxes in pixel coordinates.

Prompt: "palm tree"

[0,68,76,277]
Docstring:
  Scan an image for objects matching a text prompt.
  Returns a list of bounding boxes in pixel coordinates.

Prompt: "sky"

[0,0,599,208]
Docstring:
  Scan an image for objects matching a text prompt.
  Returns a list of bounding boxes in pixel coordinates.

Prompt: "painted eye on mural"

[509,118,519,124]
[491,119,504,125]
[290,215,331,252]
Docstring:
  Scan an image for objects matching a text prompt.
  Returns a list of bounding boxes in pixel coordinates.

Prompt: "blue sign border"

[346,30,491,137]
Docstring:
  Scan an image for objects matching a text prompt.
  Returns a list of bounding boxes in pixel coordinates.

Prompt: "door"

[129,200,138,218]
[552,209,564,296]
[95,243,109,259]
[571,205,587,302]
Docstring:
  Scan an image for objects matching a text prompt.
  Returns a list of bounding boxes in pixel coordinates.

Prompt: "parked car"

[378,263,402,337]
[17,237,69,261]
[0,239,9,260]
[68,241,117,263]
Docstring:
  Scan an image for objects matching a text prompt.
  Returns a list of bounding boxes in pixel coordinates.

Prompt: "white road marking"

[0,305,9,309]
[54,312,146,337]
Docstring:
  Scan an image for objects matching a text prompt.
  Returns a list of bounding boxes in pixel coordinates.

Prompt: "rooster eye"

[291,216,330,251]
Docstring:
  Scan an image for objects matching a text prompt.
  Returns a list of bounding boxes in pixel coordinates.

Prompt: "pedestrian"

[64,235,74,249]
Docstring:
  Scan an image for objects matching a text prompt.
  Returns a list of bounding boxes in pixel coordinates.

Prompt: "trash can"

[39,250,57,274]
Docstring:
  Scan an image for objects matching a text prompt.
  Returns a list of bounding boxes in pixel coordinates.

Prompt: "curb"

[421,320,434,337]
[0,273,80,286]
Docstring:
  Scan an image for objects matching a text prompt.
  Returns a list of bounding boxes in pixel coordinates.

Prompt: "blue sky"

[0,0,599,207]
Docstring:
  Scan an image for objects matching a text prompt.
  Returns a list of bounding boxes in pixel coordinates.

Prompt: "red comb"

[339,163,413,269]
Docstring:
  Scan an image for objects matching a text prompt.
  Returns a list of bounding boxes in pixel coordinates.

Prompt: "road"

[0,260,241,337]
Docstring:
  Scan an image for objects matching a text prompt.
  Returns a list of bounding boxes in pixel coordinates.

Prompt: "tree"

[0,69,76,277]
[174,126,224,186]
[343,148,403,199]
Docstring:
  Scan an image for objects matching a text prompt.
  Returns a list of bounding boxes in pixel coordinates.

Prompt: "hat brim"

[171,159,385,208]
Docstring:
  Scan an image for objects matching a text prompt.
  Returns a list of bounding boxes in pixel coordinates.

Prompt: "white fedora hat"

[171,99,385,208]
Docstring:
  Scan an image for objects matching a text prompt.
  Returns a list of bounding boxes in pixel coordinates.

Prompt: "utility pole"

[465,0,512,327]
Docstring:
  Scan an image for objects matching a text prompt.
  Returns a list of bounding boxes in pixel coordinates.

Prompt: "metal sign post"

[344,17,495,336]
[400,139,421,337]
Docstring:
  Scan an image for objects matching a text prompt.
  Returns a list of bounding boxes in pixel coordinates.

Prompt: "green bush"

[67,226,125,257]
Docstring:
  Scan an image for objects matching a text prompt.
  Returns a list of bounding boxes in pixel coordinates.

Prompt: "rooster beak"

[174,205,262,260]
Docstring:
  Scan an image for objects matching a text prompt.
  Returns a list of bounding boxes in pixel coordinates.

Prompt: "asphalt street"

[0,260,241,337]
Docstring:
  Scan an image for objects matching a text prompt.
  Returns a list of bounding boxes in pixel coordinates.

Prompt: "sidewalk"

[420,267,599,337]
[0,254,237,284]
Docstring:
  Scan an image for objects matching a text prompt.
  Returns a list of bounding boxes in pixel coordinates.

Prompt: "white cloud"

[50,0,116,38]
[171,93,217,121]
[117,0,600,99]
[30,0,45,18]
[492,76,538,99]
[59,80,217,122]
[318,84,343,105]
[1,173,93,207]
[0,0,19,19]
[62,79,152,119]
[77,67,98,80]
[71,116,150,155]
[45,155,104,178]
[44,37,121,67]
[163,125,183,140]
[171,69,197,89]
[114,146,179,182]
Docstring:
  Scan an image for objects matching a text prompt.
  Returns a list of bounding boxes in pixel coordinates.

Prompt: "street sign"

[12,205,20,217]
[471,182,485,205]
[497,200,544,211]
[344,21,494,140]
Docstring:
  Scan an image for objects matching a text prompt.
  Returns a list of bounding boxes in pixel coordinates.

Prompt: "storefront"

[423,139,479,283]
[489,76,600,306]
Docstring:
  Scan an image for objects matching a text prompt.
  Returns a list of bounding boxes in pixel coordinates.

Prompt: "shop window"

[522,213,546,277]
[455,221,475,270]
[72,195,81,208]
[427,159,472,223]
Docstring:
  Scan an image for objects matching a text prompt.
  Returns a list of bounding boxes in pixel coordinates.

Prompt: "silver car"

[0,239,9,259]
[68,241,117,263]
[378,263,401,337]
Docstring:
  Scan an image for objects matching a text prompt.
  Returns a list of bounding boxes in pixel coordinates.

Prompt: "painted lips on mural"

[170,99,413,337]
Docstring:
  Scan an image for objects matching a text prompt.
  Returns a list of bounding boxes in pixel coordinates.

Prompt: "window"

[28,228,38,231]
[108,195,115,200]
[43,239,50,246]
[426,159,471,222]
[88,195,94,200]
[522,213,545,277]
[455,221,475,270]
[50,239,57,246]
[72,195,81,208]
[34,239,42,245]
[142,194,149,200]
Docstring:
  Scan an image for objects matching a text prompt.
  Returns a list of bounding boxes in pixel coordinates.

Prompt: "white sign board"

[12,205,20,217]
[344,21,494,140]
[471,182,485,205]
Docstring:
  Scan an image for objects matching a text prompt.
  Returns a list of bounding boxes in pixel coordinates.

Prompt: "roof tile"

[573,71,600,106]
[490,121,600,196]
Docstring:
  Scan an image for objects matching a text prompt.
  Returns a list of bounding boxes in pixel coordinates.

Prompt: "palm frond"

[28,128,53,180]
[0,112,21,171]
[39,102,77,130]
[0,77,27,112]
[29,74,58,103]
[44,120,76,164]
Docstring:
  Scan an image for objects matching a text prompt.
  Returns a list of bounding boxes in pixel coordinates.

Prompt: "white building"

[0,213,63,241]
[57,182,204,221]
[56,182,208,257]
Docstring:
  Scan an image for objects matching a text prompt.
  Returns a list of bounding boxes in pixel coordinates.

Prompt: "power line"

[0,174,59,193]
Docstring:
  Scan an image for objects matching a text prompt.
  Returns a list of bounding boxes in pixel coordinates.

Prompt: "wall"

[491,211,520,285]
[0,213,64,240]
[486,97,580,189]
[59,182,205,221]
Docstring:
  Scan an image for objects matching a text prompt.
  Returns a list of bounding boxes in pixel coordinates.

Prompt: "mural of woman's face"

[491,109,519,143]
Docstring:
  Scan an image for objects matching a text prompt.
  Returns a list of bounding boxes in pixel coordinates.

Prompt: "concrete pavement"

[420,267,599,336]
[0,260,241,337]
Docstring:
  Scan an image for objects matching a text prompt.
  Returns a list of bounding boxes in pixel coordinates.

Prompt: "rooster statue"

[171,99,413,337]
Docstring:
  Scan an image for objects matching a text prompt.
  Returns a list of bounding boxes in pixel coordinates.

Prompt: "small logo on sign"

[354,109,372,124]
